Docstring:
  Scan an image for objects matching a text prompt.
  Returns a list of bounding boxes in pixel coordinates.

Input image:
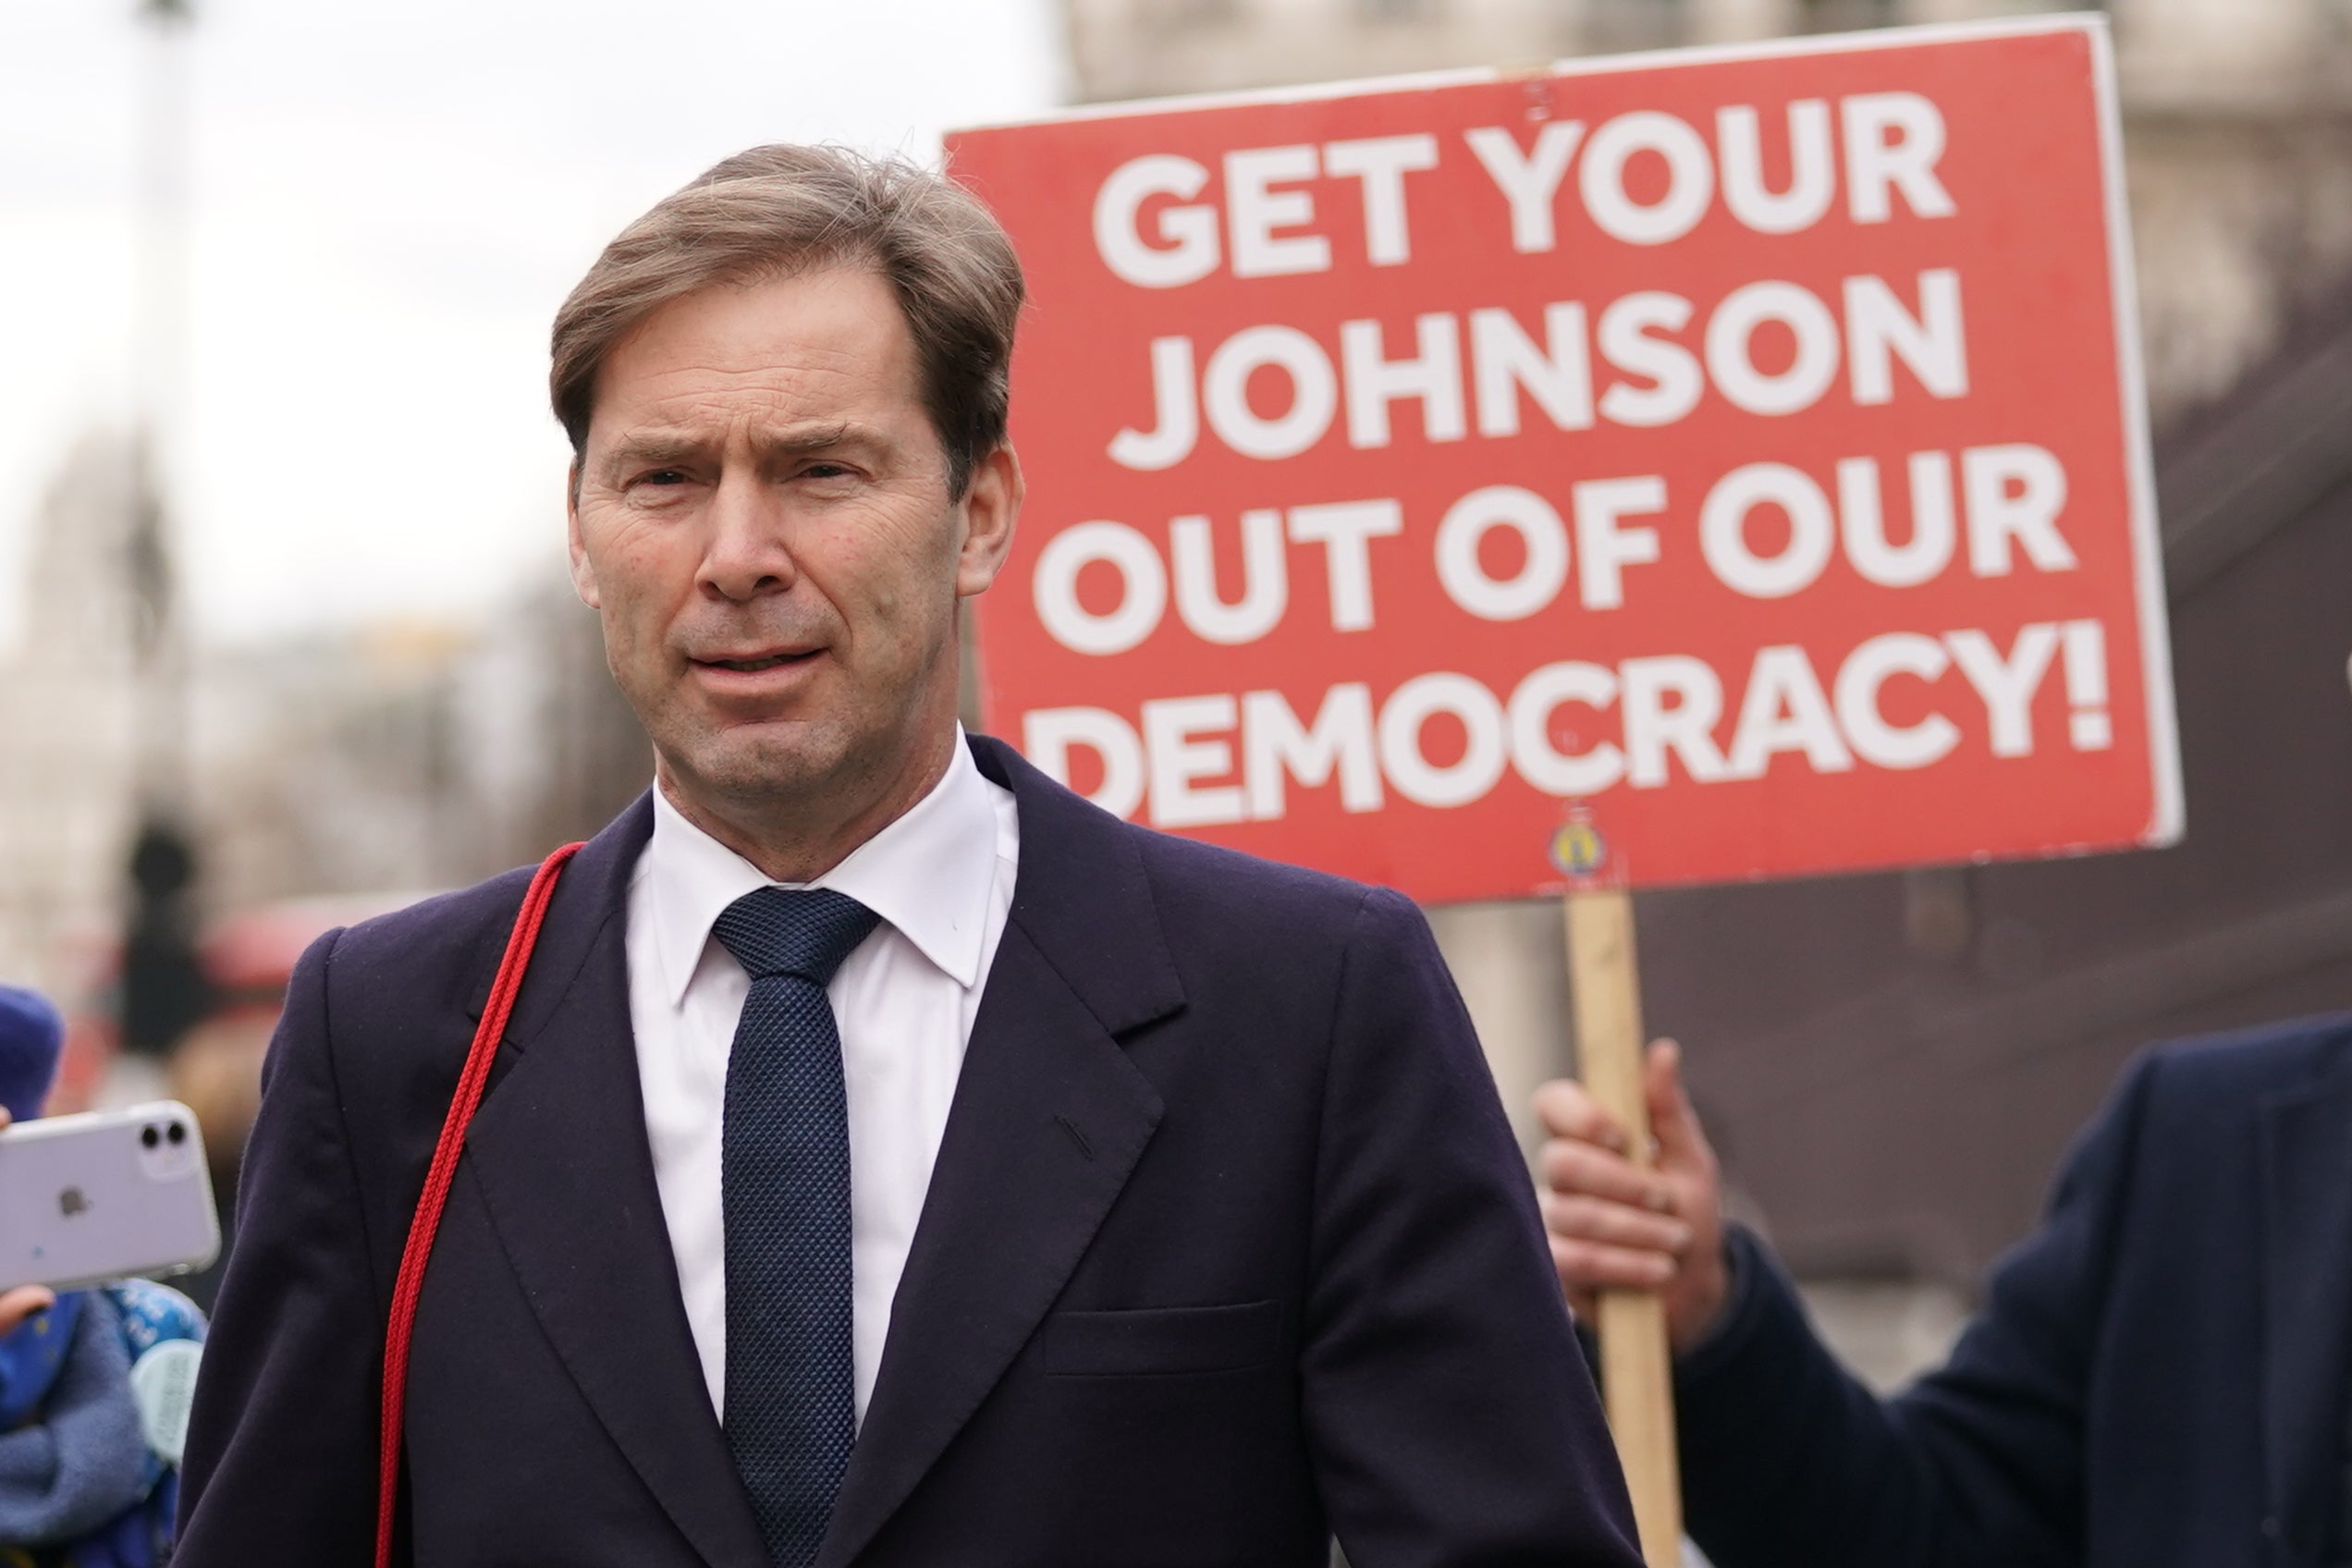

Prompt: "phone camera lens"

[141,1126,160,1149]
[166,1123,187,1145]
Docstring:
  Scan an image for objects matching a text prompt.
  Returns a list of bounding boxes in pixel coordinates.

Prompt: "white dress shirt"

[623,732,1019,1422]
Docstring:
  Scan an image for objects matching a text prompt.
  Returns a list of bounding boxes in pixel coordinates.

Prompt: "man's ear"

[954,444,1023,598]
[567,464,602,609]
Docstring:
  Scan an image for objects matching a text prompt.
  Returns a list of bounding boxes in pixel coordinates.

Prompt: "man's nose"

[700,472,798,602]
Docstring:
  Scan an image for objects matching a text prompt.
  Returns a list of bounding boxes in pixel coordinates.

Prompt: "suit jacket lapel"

[458,797,770,1568]
[2259,1040,2352,1547]
[818,736,1182,1568]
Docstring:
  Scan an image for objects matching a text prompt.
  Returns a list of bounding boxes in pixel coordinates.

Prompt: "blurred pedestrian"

[1537,1015,2352,1567]
[178,144,1640,1567]
[0,986,202,1568]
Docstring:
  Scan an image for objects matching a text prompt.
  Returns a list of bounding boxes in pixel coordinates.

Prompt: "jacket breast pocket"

[1042,1300,1281,1378]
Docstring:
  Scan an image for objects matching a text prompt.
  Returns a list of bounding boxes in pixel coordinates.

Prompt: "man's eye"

[800,462,857,481]
[641,470,690,486]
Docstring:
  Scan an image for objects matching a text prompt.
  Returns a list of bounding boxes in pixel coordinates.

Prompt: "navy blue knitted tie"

[711,887,880,1568]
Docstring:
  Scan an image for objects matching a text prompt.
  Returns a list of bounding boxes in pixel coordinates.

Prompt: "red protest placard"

[947,17,2178,903]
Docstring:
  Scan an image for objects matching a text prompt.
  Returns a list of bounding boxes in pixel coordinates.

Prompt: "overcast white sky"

[0,0,1065,650]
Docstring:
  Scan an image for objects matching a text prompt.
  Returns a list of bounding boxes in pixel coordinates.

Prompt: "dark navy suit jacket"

[178,734,1641,1567]
[1674,1011,2352,1568]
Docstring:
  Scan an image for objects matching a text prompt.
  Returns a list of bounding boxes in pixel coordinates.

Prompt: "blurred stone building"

[0,427,643,1041]
[190,582,645,916]
[1056,0,2352,1378]
[0,434,150,998]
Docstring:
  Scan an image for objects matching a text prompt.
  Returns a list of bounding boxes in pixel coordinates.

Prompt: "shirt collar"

[644,729,1001,1006]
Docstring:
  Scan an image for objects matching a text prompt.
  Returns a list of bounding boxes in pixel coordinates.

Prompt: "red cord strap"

[375,841,583,1568]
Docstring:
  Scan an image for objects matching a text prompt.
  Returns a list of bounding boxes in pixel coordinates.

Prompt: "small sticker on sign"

[1550,812,1609,879]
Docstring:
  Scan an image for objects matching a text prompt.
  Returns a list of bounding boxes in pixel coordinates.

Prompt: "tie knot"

[711,888,880,985]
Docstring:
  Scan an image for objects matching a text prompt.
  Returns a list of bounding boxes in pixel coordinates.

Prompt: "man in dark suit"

[1536,1015,2352,1567]
[177,143,1642,1567]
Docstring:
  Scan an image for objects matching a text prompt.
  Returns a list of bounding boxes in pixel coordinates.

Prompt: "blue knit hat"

[0,986,64,1123]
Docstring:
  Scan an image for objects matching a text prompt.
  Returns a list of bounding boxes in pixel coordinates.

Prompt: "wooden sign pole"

[1564,886,1684,1568]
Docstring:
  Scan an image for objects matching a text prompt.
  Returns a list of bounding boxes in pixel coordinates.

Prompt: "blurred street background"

[4,0,2349,1379]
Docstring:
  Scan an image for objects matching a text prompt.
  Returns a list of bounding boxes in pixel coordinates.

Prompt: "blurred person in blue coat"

[0,988,202,1568]
[1537,1014,2352,1568]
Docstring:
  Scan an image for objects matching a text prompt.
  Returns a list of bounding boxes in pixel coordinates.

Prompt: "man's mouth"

[695,649,819,673]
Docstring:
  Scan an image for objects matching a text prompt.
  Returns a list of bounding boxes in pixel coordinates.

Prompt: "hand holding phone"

[0,1102,221,1292]
[0,1113,50,1332]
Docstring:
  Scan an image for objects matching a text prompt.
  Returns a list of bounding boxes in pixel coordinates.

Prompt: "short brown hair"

[550,143,1024,498]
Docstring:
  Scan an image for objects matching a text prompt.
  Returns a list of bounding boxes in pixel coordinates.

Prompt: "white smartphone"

[0,1102,221,1292]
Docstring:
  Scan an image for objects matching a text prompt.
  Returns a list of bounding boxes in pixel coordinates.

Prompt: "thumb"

[1644,1039,1709,1170]
[0,1287,55,1337]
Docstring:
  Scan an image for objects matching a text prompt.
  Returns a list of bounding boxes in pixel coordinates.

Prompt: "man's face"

[568,266,1019,830]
